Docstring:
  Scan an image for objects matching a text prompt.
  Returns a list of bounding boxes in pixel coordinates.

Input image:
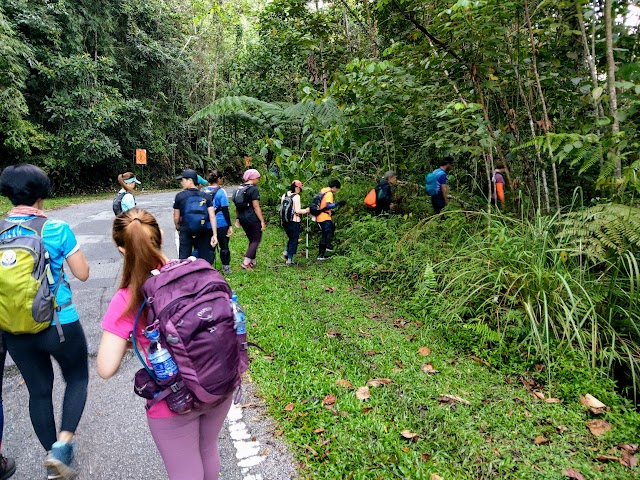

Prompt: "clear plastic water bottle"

[231,293,246,335]
[147,329,193,414]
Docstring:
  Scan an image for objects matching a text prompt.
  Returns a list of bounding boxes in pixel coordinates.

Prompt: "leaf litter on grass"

[228,224,639,479]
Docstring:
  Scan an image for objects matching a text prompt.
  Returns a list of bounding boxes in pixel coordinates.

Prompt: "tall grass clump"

[335,204,640,401]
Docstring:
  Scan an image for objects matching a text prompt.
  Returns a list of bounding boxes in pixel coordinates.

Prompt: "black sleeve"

[248,185,260,202]
[221,206,231,226]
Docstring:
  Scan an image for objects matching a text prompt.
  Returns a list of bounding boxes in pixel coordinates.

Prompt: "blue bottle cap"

[232,293,238,302]
[147,329,159,340]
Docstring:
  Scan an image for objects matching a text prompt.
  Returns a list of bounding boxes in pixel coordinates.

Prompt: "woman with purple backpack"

[96,208,233,480]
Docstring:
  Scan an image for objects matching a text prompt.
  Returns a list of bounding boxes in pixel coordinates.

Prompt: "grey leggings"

[147,394,233,480]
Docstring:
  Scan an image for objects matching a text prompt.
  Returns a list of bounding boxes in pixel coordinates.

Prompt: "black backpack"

[232,185,252,210]
[112,192,126,216]
[309,191,327,217]
[279,193,296,224]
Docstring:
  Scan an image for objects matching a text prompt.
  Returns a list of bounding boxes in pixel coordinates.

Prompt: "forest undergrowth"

[228,191,640,480]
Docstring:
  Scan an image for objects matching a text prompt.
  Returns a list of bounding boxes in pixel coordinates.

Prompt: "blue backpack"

[183,193,209,233]
[425,169,444,196]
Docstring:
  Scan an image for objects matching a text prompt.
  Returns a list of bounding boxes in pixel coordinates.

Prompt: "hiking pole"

[305,215,309,259]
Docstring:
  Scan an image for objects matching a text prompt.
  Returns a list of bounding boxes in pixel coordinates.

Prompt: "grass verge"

[227,218,639,480]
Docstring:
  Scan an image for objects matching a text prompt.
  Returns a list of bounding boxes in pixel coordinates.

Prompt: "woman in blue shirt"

[0,164,90,480]
[203,170,233,274]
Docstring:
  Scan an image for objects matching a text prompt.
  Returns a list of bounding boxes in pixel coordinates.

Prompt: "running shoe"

[44,442,76,479]
[0,454,16,480]
[316,255,328,261]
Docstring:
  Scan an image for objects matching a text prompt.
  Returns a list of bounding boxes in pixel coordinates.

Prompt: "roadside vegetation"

[228,189,639,480]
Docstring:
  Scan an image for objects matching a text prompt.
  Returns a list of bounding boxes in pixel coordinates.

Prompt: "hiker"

[173,169,218,263]
[113,172,141,216]
[233,169,265,271]
[0,337,16,479]
[203,170,233,274]
[491,162,506,208]
[97,208,234,480]
[0,164,90,480]
[425,157,454,215]
[313,180,346,261]
[280,180,310,266]
[374,170,397,215]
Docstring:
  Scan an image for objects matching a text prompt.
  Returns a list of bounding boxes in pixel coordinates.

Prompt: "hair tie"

[131,217,142,223]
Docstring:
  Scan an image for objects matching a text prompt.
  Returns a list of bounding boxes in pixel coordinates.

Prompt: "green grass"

[226,217,639,480]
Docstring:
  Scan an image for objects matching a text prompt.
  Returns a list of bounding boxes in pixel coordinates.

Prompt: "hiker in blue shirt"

[426,157,454,215]
[202,170,233,274]
[0,164,90,480]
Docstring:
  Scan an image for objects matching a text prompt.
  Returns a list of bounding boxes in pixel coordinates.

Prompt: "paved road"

[3,191,297,480]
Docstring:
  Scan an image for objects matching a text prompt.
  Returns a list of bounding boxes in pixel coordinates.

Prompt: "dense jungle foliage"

[0,0,639,400]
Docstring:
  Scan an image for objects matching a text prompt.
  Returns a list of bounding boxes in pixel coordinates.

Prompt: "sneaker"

[316,255,328,261]
[281,251,288,261]
[44,442,76,479]
[240,263,254,271]
[250,259,257,267]
[286,261,298,266]
[0,454,16,480]
[325,247,334,252]
[222,266,232,275]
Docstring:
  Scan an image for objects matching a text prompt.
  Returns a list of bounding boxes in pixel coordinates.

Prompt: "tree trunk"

[577,5,604,119]
[524,0,560,211]
[604,0,621,178]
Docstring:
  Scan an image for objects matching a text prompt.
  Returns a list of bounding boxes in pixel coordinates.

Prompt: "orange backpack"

[364,189,377,209]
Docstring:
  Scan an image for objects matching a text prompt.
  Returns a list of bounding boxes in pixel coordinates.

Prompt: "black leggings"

[4,322,88,451]
[215,226,231,266]
[240,221,262,260]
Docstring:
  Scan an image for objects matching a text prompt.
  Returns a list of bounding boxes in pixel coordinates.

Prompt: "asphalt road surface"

[3,190,297,480]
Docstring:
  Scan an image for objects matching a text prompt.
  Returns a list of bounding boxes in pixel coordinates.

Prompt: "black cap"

[176,169,198,182]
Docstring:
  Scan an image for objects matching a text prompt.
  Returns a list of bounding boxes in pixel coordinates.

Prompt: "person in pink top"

[96,208,232,480]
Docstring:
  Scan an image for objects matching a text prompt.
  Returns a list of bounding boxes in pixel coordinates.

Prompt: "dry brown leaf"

[361,407,373,414]
[562,467,586,480]
[595,454,619,462]
[263,355,274,361]
[304,445,318,456]
[534,436,549,445]
[400,429,419,441]
[335,379,353,388]
[523,409,532,418]
[301,284,308,290]
[586,419,612,437]
[367,378,393,387]
[418,346,431,356]
[422,363,440,374]
[284,403,294,411]
[402,446,411,453]
[395,360,406,369]
[313,428,325,434]
[556,425,568,433]
[421,453,431,462]
[621,450,638,468]
[326,331,341,338]
[260,447,269,456]
[619,444,638,454]
[324,286,337,292]
[323,394,336,406]
[431,474,443,480]
[533,391,545,400]
[470,355,491,367]
[580,394,608,414]
[364,350,380,356]
[438,394,471,405]
[355,386,370,400]
[545,397,562,404]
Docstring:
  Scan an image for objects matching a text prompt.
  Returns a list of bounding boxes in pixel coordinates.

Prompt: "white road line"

[227,402,266,476]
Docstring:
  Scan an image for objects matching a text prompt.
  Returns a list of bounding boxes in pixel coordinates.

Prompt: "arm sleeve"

[59,222,80,259]
[220,206,231,226]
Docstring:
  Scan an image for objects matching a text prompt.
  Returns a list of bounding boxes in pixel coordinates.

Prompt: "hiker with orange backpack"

[364,171,396,215]
[97,208,240,480]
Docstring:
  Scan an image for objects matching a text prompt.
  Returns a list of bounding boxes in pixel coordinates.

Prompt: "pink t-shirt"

[101,288,175,418]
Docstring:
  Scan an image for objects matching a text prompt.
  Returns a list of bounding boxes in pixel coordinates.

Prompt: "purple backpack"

[133,258,248,409]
